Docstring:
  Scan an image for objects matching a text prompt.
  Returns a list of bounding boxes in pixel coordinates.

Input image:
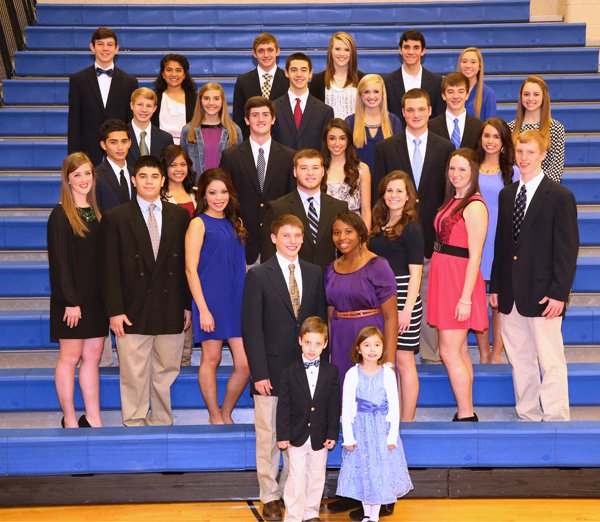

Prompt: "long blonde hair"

[352,74,393,148]
[324,32,359,89]
[187,82,239,147]
[59,152,101,238]
[511,75,552,144]
[457,47,485,119]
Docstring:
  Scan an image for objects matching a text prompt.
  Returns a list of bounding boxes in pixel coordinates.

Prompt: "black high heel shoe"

[78,415,92,428]
[452,412,479,422]
[61,416,65,428]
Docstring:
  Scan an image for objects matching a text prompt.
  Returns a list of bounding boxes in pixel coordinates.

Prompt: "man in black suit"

[243,214,327,521]
[95,119,135,213]
[384,30,445,125]
[233,33,289,140]
[272,53,334,152]
[220,96,296,265]
[277,316,339,522]
[261,149,348,268]
[126,87,174,164]
[68,27,138,165]
[100,155,191,426]
[490,130,578,422]
[428,72,483,150]
[374,88,454,364]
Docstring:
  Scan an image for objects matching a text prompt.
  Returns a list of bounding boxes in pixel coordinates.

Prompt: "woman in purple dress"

[324,211,398,389]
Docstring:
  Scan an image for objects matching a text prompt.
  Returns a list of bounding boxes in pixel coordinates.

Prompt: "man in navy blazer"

[272,53,334,152]
[95,119,136,213]
[384,30,445,126]
[233,33,289,140]
[68,27,138,165]
[126,87,173,164]
[490,130,579,422]
[243,215,327,521]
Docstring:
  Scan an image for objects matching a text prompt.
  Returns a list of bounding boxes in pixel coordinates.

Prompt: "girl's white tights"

[361,502,381,521]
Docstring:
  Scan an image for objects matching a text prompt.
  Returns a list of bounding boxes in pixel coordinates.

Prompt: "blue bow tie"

[304,359,320,369]
[96,67,114,77]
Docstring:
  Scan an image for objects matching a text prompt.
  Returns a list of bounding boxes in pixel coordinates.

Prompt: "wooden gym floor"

[2,499,600,522]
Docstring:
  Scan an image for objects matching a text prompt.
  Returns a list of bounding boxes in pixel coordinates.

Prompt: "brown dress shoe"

[262,500,283,521]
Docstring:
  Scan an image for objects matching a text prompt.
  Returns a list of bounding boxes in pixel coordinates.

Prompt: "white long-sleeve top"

[341,364,400,447]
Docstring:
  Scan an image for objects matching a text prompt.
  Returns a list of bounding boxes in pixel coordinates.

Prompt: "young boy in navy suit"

[277,316,340,522]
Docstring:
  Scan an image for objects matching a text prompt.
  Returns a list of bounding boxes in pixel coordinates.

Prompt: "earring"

[501,147,505,153]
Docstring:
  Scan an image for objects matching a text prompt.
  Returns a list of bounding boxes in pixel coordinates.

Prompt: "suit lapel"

[102,160,124,201]
[420,134,437,187]
[277,97,298,136]
[270,68,287,99]
[240,141,262,194]
[312,361,328,401]
[316,194,336,248]
[296,96,316,137]
[293,360,313,401]
[516,176,550,247]
[266,257,296,318]
[105,68,123,113]
[128,123,141,157]
[462,115,479,147]
[85,66,105,112]
[288,190,315,253]
[150,125,163,156]
[128,200,156,269]
[152,203,176,281]
[503,182,519,245]
[390,70,406,111]
[263,141,282,194]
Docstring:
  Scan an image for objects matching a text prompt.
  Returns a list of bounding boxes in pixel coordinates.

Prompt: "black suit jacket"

[374,131,454,258]
[384,67,445,125]
[427,113,484,151]
[68,65,138,165]
[233,67,289,139]
[126,122,174,164]
[100,199,191,335]
[260,189,348,269]
[490,176,579,317]
[220,139,296,263]
[272,94,334,151]
[309,70,366,102]
[95,159,137,213]
[151,89,196,128]
[276,359,340,450]
[242,255,327,396]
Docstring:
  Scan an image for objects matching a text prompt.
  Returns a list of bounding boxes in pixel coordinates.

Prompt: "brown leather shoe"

[262,500,283,521]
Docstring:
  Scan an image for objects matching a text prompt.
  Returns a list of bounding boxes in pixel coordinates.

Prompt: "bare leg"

[439,329,474,418]
[79,337,105,427]
[221,337,250,424]
[490,308,505,363]
[55,339,84,428]
[198,340,225,424]
[475,328,491,364]
[461,337,474,380]
[396,350,419,422]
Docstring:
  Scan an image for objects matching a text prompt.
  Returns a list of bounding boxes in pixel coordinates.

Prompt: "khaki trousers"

[419,258,441,363]
[254,394,290,504]
[117,332,184,426]
[284,439,328,522]
[500,305,570,421]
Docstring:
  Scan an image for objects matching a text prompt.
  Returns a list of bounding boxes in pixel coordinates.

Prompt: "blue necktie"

[304,359,320,369]
[451,118,461,149]
[412,137,423,188]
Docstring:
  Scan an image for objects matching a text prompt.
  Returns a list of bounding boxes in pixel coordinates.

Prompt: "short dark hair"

[399,30,425,49]
[98,119,130,143]
[91,27,118,46]
[299,316,328,343]
[293,148,323,167]
[285,52,312,72]
[401,88,431,108]
[442,72,470,92]
[244,96,275,119]
[333,211,368,244]
[271,214,304,235]
[133,155,164,178]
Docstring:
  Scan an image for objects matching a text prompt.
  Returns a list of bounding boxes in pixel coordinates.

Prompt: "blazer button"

[513,256,518,261]
[169,272,173,276]
[259,203,264,208]
[163,289,168,293]
[310,407,315,412]
[140,272,144,276]
[307,422,311,427]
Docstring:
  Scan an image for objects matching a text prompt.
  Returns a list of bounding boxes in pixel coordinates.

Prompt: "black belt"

[433,240,469,258]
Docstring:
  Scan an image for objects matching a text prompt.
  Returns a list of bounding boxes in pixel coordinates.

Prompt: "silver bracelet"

[459,298,472,305]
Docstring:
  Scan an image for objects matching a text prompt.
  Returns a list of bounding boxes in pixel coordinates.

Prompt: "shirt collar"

[406,128,428,145]
[257,65,277,78]
[106,157,128,177]
[446,110,466,124]
[287,89,309,107]
[276,251,299,272]
[94,62,114,71]
[136,196,162,213]
[402,64,422,79]
[519,169,545,192]
[297,187,321,207]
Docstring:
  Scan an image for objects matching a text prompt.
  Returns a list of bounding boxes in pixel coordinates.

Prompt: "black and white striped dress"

[369,221,424,352]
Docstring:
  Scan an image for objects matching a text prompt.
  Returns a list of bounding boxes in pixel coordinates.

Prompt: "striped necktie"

[307,196,318,245]
[451,118,461,149]
[513,185,527,242]
[147,203,160,259]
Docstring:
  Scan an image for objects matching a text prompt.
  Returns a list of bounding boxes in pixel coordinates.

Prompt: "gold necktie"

[289,263,300,317]
[147,203,159,259]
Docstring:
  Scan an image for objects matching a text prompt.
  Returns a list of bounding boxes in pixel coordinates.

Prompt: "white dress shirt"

[517,169,545,214]
[137,196,163,238]
[276,252,303,300]
[94,61,113,108]
[401,65,422,92]
[287,89,309,113]
[106,157,132,198]
[297,188,321,221]
[302,355,320,399]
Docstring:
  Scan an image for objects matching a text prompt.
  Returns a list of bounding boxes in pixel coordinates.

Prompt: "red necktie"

[294,98,302,129]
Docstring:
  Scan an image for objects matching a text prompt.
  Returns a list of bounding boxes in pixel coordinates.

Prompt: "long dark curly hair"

[195,168,247,243]
[153,54,197,96]
[320,118,361,195]
[476,117,515,186]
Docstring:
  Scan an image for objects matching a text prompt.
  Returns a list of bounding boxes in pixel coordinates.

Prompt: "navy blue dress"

[192,214,246,342]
